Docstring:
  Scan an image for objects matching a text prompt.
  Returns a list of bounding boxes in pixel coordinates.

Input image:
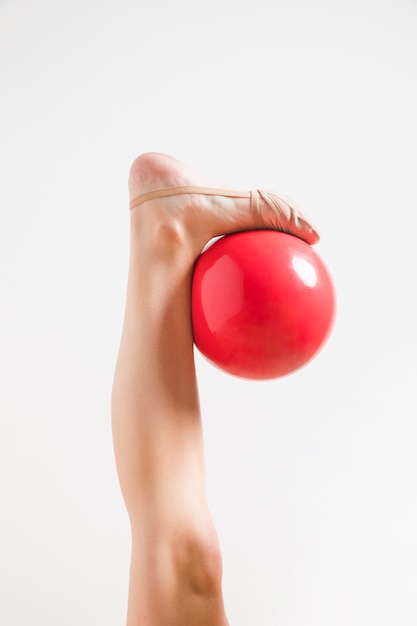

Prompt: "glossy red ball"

[192,230,336,380]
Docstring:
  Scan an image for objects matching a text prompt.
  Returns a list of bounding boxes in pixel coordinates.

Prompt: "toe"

[259,191,320,245]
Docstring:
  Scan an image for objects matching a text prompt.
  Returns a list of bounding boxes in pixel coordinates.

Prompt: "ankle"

[130,208,204,268]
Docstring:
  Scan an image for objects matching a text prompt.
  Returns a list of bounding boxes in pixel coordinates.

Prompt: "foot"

[128,152,319,253]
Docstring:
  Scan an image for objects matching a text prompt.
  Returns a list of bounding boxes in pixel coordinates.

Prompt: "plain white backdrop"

[1,0,416,624]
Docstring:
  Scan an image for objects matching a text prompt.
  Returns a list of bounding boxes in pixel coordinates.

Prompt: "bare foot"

[128,152,319,252]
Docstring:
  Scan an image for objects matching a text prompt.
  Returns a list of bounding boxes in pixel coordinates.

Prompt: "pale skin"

[111,152,318,625]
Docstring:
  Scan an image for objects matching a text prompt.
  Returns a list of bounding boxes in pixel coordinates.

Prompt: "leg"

[111,153,316,625]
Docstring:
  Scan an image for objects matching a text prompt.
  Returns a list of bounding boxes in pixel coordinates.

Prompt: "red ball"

[192,230,336,380]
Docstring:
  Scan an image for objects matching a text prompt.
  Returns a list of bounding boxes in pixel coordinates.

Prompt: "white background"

[1,0,416,624]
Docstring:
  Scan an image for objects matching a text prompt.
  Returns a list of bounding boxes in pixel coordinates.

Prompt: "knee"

[130,516,227,623]
[143,515,224,597]
[175,519,224,596]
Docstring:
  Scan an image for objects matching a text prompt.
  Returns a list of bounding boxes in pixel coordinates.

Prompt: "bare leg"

[111,153,316,625]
